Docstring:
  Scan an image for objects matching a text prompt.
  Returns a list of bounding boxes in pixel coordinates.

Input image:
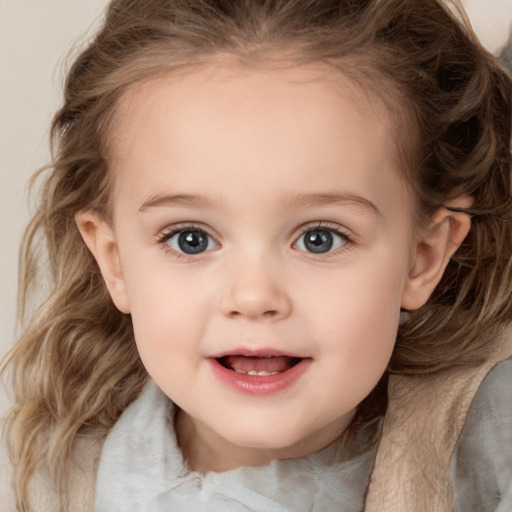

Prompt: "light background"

[0,0,109,465]
[1,0,511,466]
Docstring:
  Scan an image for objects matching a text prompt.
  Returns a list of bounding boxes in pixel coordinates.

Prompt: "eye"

[295,227,348,254]
[164,229,217,255]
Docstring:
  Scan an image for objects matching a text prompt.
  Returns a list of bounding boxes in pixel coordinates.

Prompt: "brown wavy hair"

[3,0,512,509]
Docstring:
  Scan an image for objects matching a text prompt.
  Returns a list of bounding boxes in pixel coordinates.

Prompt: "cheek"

[120,263,211,370]
[300,255,406,366]
[310,277,401,409]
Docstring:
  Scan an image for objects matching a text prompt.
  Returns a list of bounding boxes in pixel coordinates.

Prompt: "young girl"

[2,0,512,511]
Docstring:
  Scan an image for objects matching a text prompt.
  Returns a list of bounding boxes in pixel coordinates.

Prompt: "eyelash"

[156,222,354,258]
[157,223,209,243]
[293,222,353,256]
[156,223,217,257]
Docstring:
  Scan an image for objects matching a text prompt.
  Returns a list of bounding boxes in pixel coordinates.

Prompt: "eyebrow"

[284,192,381,216]
[138,191,381,216]
[138,194,212,212]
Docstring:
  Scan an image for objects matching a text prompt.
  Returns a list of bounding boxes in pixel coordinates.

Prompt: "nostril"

[227,310,280,319]
[226,309,278,319]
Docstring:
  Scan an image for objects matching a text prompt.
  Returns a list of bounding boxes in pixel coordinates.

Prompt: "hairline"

[101,50,420,223]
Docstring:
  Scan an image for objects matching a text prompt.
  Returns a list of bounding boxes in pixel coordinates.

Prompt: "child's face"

[102,63,420,470]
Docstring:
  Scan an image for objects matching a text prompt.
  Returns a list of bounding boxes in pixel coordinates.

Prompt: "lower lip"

[208,358,311,396]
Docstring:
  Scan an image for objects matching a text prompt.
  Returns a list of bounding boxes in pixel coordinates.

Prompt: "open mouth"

[216,355,303,376]
[209,352,311,395]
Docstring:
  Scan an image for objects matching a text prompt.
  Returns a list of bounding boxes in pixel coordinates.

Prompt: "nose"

[218,254,292,321]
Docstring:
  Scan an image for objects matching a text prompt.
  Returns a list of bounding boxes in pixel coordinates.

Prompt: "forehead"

[108,62,410,219]
[111,61,398,160]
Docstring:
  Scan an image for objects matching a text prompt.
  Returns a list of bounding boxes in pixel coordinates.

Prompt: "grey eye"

[295,229,347,254]
[167,230,216,255]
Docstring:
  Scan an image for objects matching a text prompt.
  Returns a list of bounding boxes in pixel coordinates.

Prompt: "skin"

[77,62,470,473]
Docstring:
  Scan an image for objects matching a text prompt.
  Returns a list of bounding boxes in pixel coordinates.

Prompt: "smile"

[208,350,311,395]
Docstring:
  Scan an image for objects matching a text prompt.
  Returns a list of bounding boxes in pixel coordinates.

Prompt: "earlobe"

[75,210,131,314]
[401,207,471,310]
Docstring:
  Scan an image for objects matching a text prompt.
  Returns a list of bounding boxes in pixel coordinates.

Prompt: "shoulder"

[451,357,512,512]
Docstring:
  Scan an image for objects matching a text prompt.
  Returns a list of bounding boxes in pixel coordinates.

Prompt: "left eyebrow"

[283,192,381,217]
[138,193,213,213]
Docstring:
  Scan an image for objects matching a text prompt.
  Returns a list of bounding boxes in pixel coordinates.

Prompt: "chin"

[220,424,312,455]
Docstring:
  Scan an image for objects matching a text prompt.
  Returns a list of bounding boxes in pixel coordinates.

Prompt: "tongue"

[225,355,294,374]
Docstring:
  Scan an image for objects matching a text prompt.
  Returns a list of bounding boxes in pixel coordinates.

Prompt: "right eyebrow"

[138,194,213,213]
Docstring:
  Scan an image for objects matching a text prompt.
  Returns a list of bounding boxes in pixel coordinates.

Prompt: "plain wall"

[0,0,511,466]
[0,0,109,465]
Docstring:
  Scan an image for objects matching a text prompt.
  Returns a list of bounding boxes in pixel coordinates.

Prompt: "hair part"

[2,1,512,509]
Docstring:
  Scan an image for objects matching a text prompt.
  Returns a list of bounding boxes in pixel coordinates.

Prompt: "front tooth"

[233,369,280,376]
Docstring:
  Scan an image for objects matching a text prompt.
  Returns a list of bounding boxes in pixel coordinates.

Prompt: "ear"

[75,210,131,314]
[401,207,471,310]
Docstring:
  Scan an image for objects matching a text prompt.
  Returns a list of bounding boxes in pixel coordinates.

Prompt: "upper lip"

[209,348,306,359]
